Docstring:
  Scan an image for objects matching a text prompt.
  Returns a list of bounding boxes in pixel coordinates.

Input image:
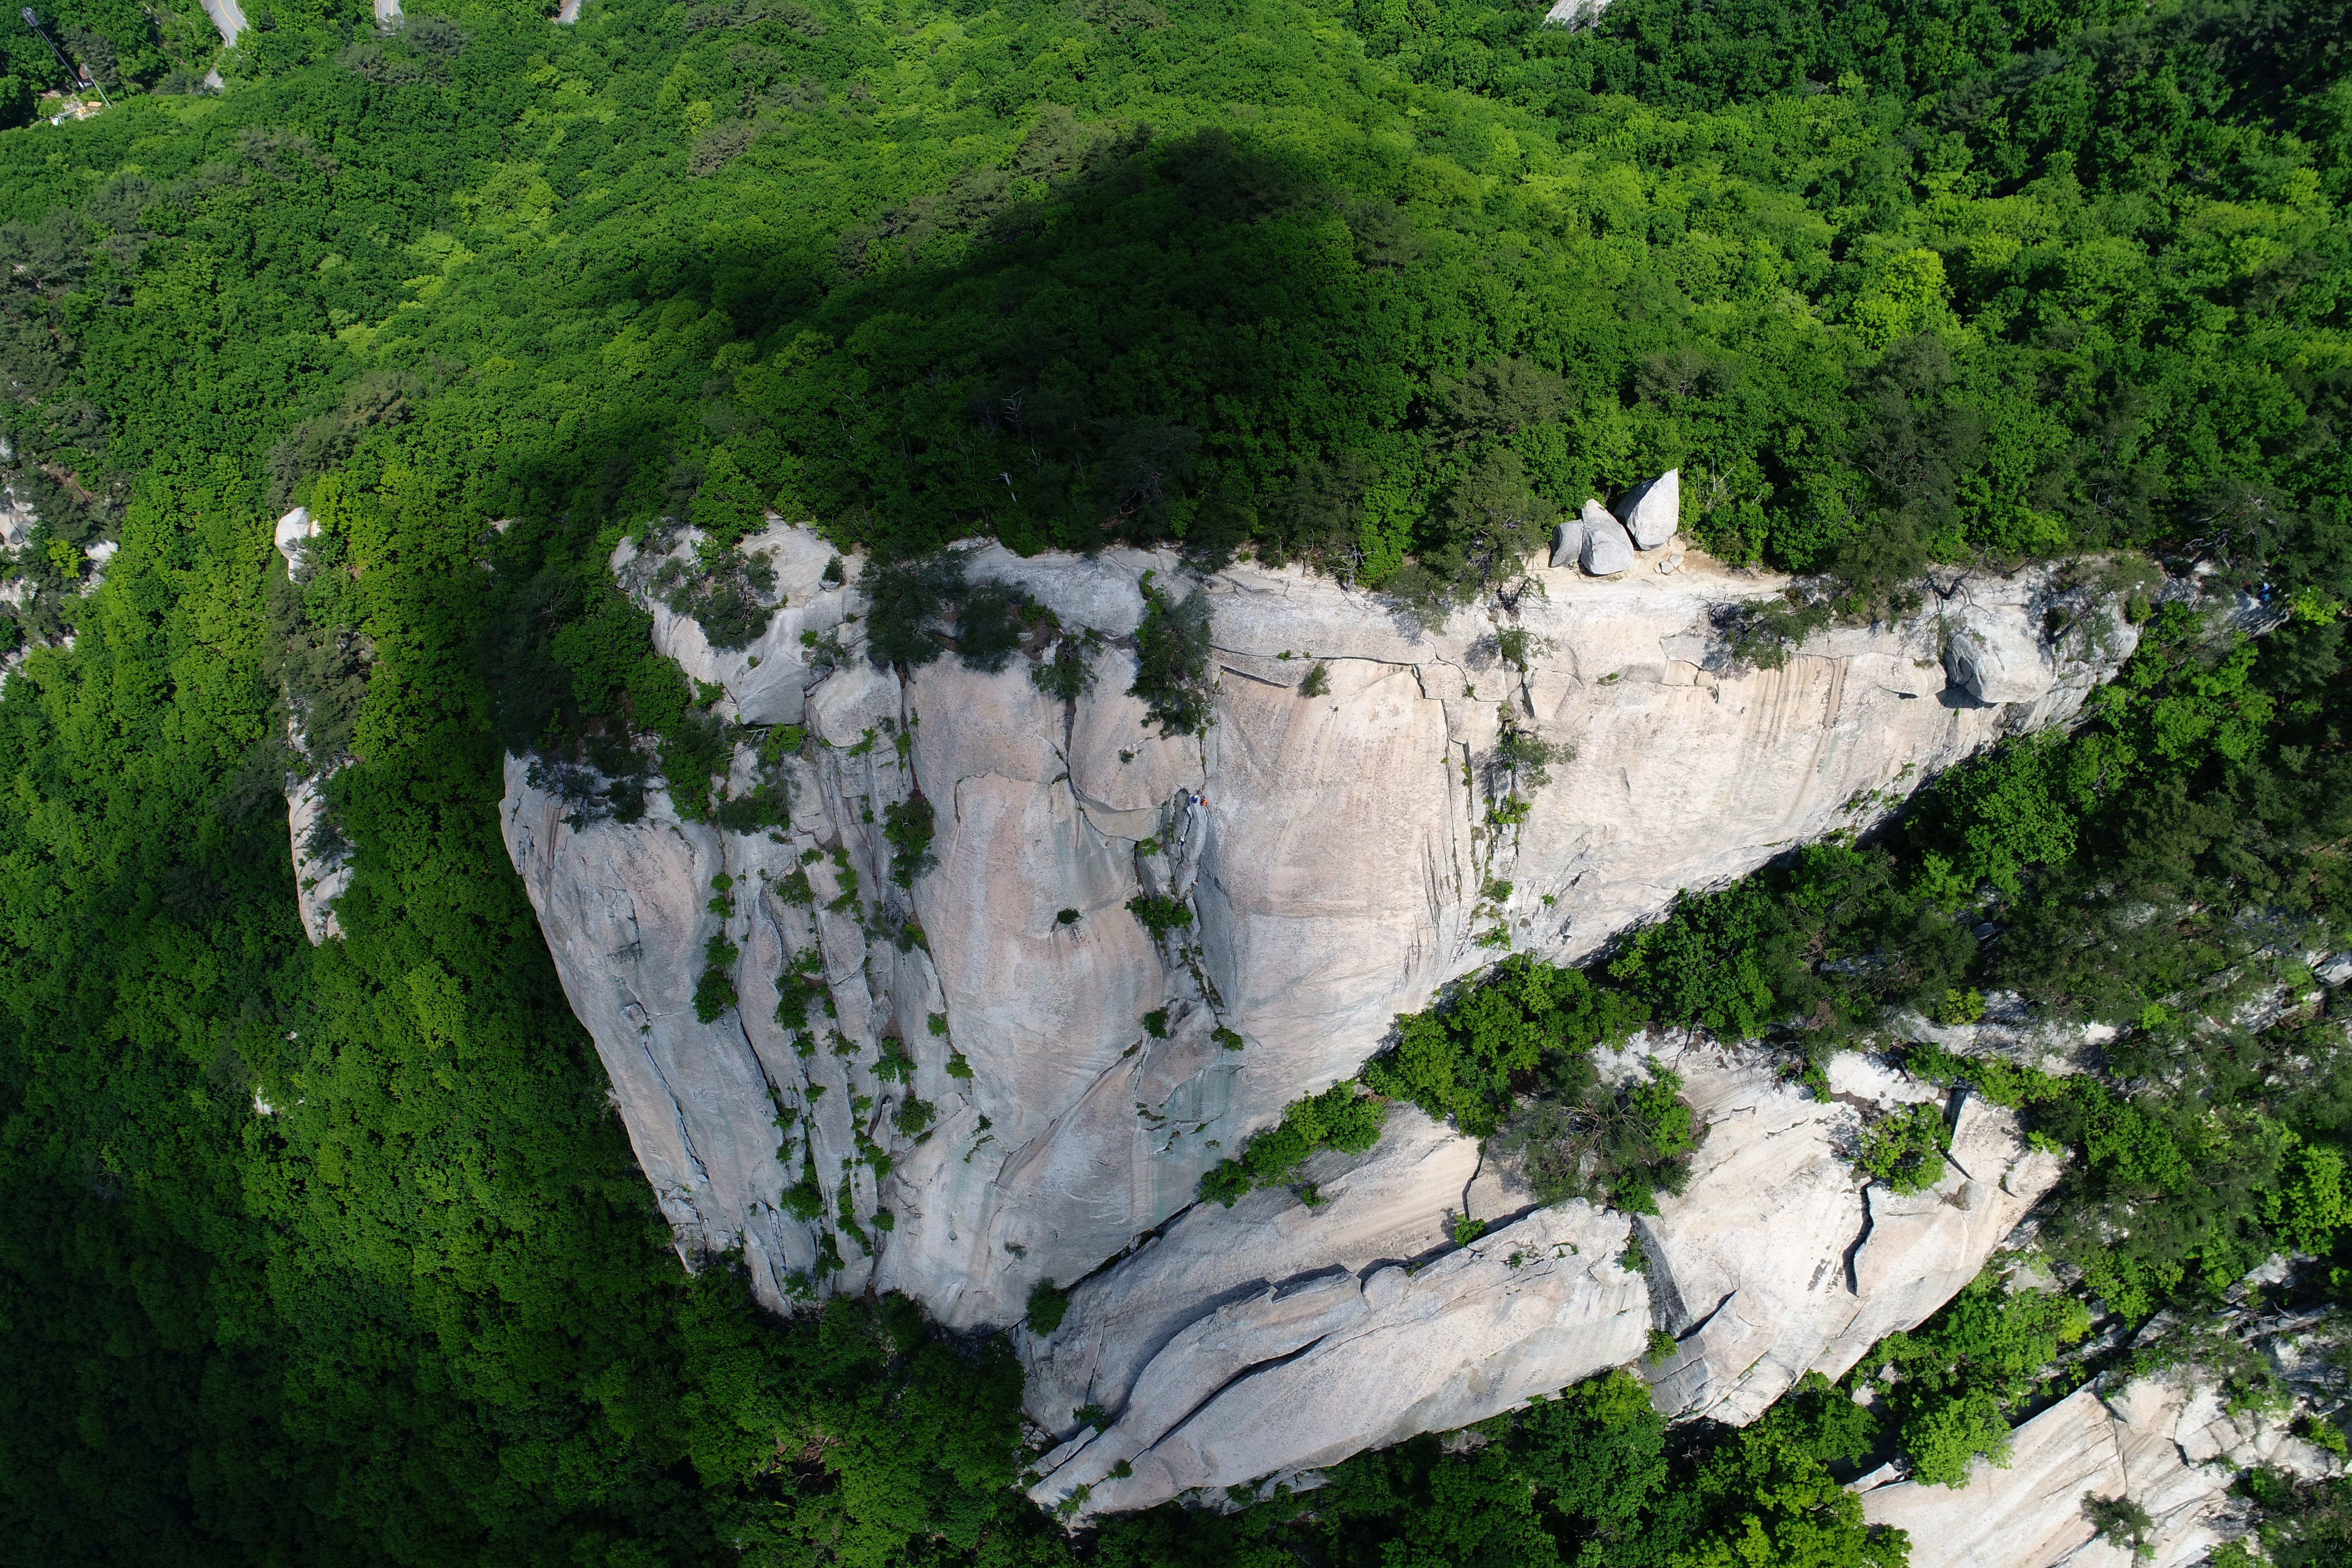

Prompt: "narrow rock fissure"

[1130,1325,1346,1456]
[1941,1085,1979,1183]
[1633,1217,1690,1330]
[1676,1290,1737,1344]
[1459,1142,1490,1219]
[1843,1190,1876,1296]
[626,1009,720,1226]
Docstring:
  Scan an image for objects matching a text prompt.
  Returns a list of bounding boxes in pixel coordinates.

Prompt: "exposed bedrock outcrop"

[1024,1046,2061,1518]
[1639,1049,2064,1427]
[276,506,355,945]
[1037,1200,1649,1518]
[1855,1264,2346,1568]
[499,519,2136,1490]
[1859,1371,2337,1568]
[286,771,353,943]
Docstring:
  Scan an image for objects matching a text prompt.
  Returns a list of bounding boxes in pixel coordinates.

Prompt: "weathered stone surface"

[286,771,352,944]
[1944,576,2071,705]
[499,522,2146,1426]
[956,541,1159,637]
[805,658,899,747]
[1023,1108,1494,1439]
[1862,1385,2127,1568]
[878,659,1207,1325]
[1542,0,1609,25]
[1550,514,1590,569]
[1639,1048,2062,1426]
[1616,469,1680,549]
[256,503,361,943]
[499,756,821,1308]
[1032,1200,1646,1518]
[1496,561,2125,959]
[1579,501,1635,575]
[0,481,37,552]
[273,505,316,570]
[1194,655,1467,1106]
[1020,1043,2058,1512]
[1886,990,2120,1077]
[1068,648,1204,819]
[1032,1270,1370,1498]
[621,518,858,726]
[1858,1369,2337,1568]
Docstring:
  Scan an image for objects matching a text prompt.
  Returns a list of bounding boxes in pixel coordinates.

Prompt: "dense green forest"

[0,0,2347,1558]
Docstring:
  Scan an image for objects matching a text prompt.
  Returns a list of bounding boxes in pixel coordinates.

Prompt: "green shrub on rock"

[1857,1102,1953,1196]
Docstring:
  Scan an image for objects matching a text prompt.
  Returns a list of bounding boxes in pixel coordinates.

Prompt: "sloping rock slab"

[1858,1371,2336,1568]
[1033,1201,1645,1518]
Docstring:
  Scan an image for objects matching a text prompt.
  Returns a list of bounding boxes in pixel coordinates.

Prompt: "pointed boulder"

[1616,469,1680,550]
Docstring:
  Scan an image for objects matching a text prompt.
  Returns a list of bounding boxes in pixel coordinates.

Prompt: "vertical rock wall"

[497,521,2136,1351]
[276,507,356,945]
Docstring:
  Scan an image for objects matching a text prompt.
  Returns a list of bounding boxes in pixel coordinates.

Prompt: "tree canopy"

[0,0,2347,1558]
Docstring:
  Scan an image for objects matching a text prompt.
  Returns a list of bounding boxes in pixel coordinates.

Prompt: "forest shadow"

[494,118,1423,572]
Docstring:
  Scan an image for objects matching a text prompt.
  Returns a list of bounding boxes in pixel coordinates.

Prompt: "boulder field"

[489,519,2148,1523]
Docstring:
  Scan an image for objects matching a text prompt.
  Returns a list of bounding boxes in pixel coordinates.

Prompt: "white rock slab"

[622,520,858,726]
[1945,592,2054,705]
[1034,1200,1646,1518]
[274,506,316,572]
[504,530,2140,1345]
[1193,655,1468,1124]
[1022,1043,2058,1516]
[1858,1369,2331,1568]
[1022,1107,1493,1437]
[878,660,1198,1324]
[1860,1384,2127,1568]
[1550,513,1590,569]
[286,771,351,943]
[0,483,36,551]
[499,756,822,1311]
[1068,647,1204,818]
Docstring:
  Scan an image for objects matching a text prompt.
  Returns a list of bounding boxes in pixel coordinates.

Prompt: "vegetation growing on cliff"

[1193,952,1673,1207]
[1099,1366,1908,1567]
[0,0,2345,1556]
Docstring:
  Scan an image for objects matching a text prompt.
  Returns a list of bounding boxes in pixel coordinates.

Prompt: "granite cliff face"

[493,516,2141,1512]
